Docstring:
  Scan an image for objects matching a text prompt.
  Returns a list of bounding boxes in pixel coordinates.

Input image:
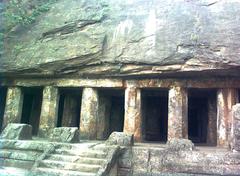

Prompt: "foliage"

[0,0,58,51]
[4,0,58,30]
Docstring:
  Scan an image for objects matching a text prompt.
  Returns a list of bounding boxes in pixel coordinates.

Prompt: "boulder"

[0,123,32,140]
[1,0,240,78]
[167,138,194,152]
[50,127,80,143]
[232,104,240,152]
[106,132,133,146]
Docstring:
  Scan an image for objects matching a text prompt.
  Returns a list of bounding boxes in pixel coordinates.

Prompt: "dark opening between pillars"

[21,87,43,135]
[57,88,82,128]
[0,87,7,130]
[142,89,168,143]
[188,89,217,145]
[98,89,124,139]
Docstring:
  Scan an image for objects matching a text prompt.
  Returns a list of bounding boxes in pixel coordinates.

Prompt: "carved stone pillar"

[217,88,238,147]
[168,86,188,140]
[3,87,23,129]
[39,86,59,137]
[80,88,99,140]
[124,86,142,142]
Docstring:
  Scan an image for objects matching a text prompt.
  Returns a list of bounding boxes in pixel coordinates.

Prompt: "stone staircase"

[33,144,114,176]
[0,139,120,176]
[0,139,51,175]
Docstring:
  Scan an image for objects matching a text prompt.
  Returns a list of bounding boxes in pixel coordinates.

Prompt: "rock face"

[106,132,134,146]
[50,127,80,143]
[232,104,240,152]
[1,0,240,78]
[0,123,32,140]
[167,138,194,151]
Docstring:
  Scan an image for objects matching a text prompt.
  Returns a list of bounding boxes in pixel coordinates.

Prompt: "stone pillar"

[124,87,142,142]
[3,87,23,129]
[217,88,238,147]
[80,88,99,140]
[168,86,188,140]
[39,86,59,137]
[232,104,240,152]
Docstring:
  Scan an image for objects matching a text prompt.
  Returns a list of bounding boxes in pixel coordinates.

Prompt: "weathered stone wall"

[118,145,240,176]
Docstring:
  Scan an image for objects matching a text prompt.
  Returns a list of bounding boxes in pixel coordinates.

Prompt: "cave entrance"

[98,89,124,139]
[21,87,43,135]
[0,87,7,130]
[188,89,217,145]
[57,88,82,128]
[142,89,168,143]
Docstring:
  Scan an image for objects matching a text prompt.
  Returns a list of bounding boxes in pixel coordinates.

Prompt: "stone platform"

[0,138,240,176]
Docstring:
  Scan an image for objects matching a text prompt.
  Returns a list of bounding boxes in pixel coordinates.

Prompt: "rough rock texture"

[3,87,23,129]
[1,0,240,78]
[124,85,142,142]
[106,132,133,146]
[166,138,194,151]
[38,86,59,138]
[232,104,240,152]
[168,87,188,139]
[50,127,80,143]
[0,123,32,140]
[118,146,240,176]
[80,87,99,140]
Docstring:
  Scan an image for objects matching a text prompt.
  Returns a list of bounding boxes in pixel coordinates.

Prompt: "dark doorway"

[0,87,7,130]
[188,89,217,145]
[98,89,124,139]
[21,87,43,135]
[238,89,240,103]
[57,88,82,128]
[142,89,168,142]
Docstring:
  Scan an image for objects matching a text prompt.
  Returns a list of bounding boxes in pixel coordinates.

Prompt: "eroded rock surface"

[1,0,240,78]
[106,132,134,146]
[0,123,32,140]
[167,138,194,151]
[50,127,80,143]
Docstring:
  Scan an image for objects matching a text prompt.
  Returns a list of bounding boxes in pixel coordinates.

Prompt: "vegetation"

[0,0,58,51]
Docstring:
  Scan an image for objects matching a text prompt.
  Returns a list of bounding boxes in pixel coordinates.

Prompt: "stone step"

[0,149,41,161]
[39,159,101,173]
[0,167,30,176]
[0,158,34,169]
[33,167,96,176]
[46,153,106,165]
[54,148,106,158]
